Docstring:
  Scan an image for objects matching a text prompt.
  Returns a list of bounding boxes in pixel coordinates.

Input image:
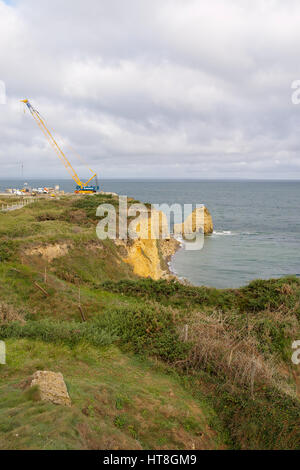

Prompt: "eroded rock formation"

[117,206,213,280]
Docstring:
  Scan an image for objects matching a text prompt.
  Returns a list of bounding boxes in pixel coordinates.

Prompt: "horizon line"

[1,177,300,182]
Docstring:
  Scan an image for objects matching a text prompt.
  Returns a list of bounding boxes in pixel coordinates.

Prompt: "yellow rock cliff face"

[115,210,166,280]
[174,206,213,236]
[117,206,213,280]
[122,238,164,280]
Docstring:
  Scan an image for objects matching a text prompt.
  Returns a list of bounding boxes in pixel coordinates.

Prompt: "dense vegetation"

[0,195,299,450]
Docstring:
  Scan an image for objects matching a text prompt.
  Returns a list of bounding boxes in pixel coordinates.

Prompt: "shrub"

[100,279,237,310]
[0,303,25,324]
[71,194,119,220]
[0,303,189,362]
[0,319,118,348]
[0,239,16,262]
[94,304,189,361]
[239,277,300,315]
[100,277,300,317]
[214,386,300,450]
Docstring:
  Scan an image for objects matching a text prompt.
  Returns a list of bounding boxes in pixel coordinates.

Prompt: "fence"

[1,197,35,213]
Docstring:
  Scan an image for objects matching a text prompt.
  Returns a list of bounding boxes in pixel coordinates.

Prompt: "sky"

[1,0,300,180]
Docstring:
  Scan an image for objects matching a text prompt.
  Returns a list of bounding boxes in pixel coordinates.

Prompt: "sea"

[1,178,299,288]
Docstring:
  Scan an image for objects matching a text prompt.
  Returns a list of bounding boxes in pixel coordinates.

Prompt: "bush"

[93,304,189,361]
[213,386,300,450]
[100,279,236,310]
[71,194,119,220]
[0,303,189,362]
[0,239,16,262]
[239,277,300,315]
[100,277,300,317]
[0,319,118,348]
[0,303,25,324]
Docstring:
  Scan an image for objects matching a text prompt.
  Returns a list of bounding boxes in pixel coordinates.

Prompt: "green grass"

[0,194,299,450]
[100,276,300,317]
[0,301,189,362]
[0,339,219,450]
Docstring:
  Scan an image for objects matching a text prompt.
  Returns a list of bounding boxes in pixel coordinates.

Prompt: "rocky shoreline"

[118,206,213,281]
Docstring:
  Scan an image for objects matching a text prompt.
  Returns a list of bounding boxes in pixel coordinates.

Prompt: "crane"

[21,99,99,194]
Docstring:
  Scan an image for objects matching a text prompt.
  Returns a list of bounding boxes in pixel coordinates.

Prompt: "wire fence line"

[0,197,36,213]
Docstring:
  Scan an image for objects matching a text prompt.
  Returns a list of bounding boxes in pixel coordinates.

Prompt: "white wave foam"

[212,230,233,236]
[168,260,177,275]
[174,236,184,247]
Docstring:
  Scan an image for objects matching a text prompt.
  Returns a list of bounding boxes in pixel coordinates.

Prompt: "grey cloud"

[0,0,300,179]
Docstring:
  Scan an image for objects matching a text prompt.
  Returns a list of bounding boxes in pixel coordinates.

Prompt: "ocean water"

[1,178,299,288]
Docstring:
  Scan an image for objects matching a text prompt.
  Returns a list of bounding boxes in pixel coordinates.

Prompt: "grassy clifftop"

[0,195,299,450]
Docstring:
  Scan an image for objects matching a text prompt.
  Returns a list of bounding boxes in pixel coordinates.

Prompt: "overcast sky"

[1,0,300,180]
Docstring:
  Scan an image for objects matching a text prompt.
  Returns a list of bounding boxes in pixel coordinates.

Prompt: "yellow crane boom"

[21,99,98,193]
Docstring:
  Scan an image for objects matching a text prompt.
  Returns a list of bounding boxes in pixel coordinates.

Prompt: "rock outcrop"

[117,206,213,280]
[119,238,165,280]
[174,206,213,236]
[30,371,71,407]
[115,209,164,280]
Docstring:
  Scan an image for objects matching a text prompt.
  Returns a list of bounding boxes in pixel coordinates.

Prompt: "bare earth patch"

[26,243,71,262]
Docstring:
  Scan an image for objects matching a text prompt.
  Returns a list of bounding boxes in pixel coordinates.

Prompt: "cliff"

[0,194,299,450]
[119,206,213,280]
[173,206,213,236]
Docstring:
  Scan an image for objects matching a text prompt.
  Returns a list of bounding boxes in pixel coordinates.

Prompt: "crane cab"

[75,185,99,194]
